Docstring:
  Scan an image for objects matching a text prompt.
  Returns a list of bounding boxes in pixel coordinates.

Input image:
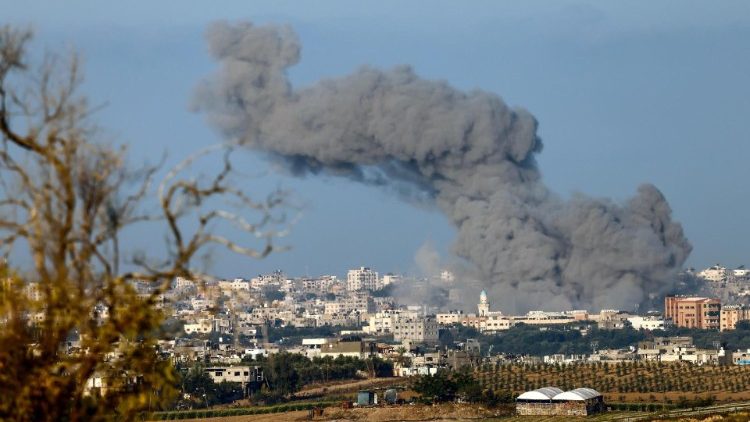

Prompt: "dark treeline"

[442,321,750,356]
[177,353,393,408]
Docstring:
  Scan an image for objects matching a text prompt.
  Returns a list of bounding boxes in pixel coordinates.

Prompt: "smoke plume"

[194,21,692,312]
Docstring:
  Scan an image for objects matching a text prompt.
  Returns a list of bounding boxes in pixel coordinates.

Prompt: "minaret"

[478,290,489,316]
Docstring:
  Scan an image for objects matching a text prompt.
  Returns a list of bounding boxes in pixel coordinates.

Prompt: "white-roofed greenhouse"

[516,386,604,416]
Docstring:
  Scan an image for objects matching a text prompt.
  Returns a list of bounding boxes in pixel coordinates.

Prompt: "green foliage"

[262,326,358,345]
[479,323,646,356]
[178,364,244,408]
[262,353,300,395]
[412,368,493,404]
[412,371,458,403]
[250,352,393,397]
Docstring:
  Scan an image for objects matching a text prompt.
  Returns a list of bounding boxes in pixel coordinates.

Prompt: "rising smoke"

[194,21,692,313]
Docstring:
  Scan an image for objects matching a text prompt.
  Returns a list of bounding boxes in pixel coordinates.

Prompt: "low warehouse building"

[516,387,604,416]
[515,387,563,415]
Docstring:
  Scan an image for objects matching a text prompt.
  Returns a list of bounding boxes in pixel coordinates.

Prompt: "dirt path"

[172,403,510,422]
[295,377,403,398]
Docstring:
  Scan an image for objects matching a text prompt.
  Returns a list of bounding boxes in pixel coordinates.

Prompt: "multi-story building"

[206,366,263,383]
[218,278,250,292]
[392,317,439,344]
[627,316,668,331]
[720,305,750,331]
[184,318,213,334]
[481,314,514,332]
[347,267,380,291]
[664,296,721,329]
[302,275,338,291]
[174,277,196,290]
[364,309,421,335]
[381,273,402,287]
[436,310,465,325]
[324,292,375,315]
[697,265,728,282]
[250,271,285,289]
[320,337,377,359]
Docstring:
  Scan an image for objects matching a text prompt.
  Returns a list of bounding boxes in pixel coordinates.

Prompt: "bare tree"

[0,26,291,421]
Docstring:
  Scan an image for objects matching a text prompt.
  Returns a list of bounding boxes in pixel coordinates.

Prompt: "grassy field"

[474,361,750,403]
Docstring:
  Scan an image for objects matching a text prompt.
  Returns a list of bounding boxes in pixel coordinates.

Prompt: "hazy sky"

[4,1,750,279]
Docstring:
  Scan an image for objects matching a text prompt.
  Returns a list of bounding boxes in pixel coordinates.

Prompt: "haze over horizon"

[5,1,750,287]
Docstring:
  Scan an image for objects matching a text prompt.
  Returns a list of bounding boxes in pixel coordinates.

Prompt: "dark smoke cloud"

[194,21,692,313]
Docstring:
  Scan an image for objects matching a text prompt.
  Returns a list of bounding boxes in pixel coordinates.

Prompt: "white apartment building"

[481,314,514,332]
[301,338,333,358]
[250,271,285,289]
[347,267,380,291]
[302,275,338,291]
[218,278,250,292]
[627,316,667,330]
[191,298,212,311]
[697,265,728,282]
[436,310,465,325]
[381,274,402,286]
[174,277,196,290]
[324,293,375,315]
[364,309,420,335]
[392,317,439,344]
[205,366,262,384]
[734,266,750,278]
[184,319,213,334]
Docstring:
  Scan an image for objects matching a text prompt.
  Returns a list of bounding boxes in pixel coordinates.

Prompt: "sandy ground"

[173,403,511,422]
[295,378,404,398]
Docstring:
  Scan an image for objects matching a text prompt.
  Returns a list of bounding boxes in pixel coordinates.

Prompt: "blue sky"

[4,1,750,278]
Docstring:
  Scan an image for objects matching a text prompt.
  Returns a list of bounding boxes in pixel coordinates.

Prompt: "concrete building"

[347,267,380,291]
[511,311,577,326]
[218,278,250,292]
[302,275,338,291]
[734,266,750,278]
[364,309,420,335]
[731,349,750,365]
[720,305,750,331]
[664,296,720,329]
[392,317,439,344]
[174,277,196,290]
[184,319,213,334]
[627,316,668,331]
[320,336,376,359]
[206,366,263,384]
[436,310,465,325]
[324,292,375,316]
[381,273,402,286]
[481,314,514,332]
[697,265,728,282]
